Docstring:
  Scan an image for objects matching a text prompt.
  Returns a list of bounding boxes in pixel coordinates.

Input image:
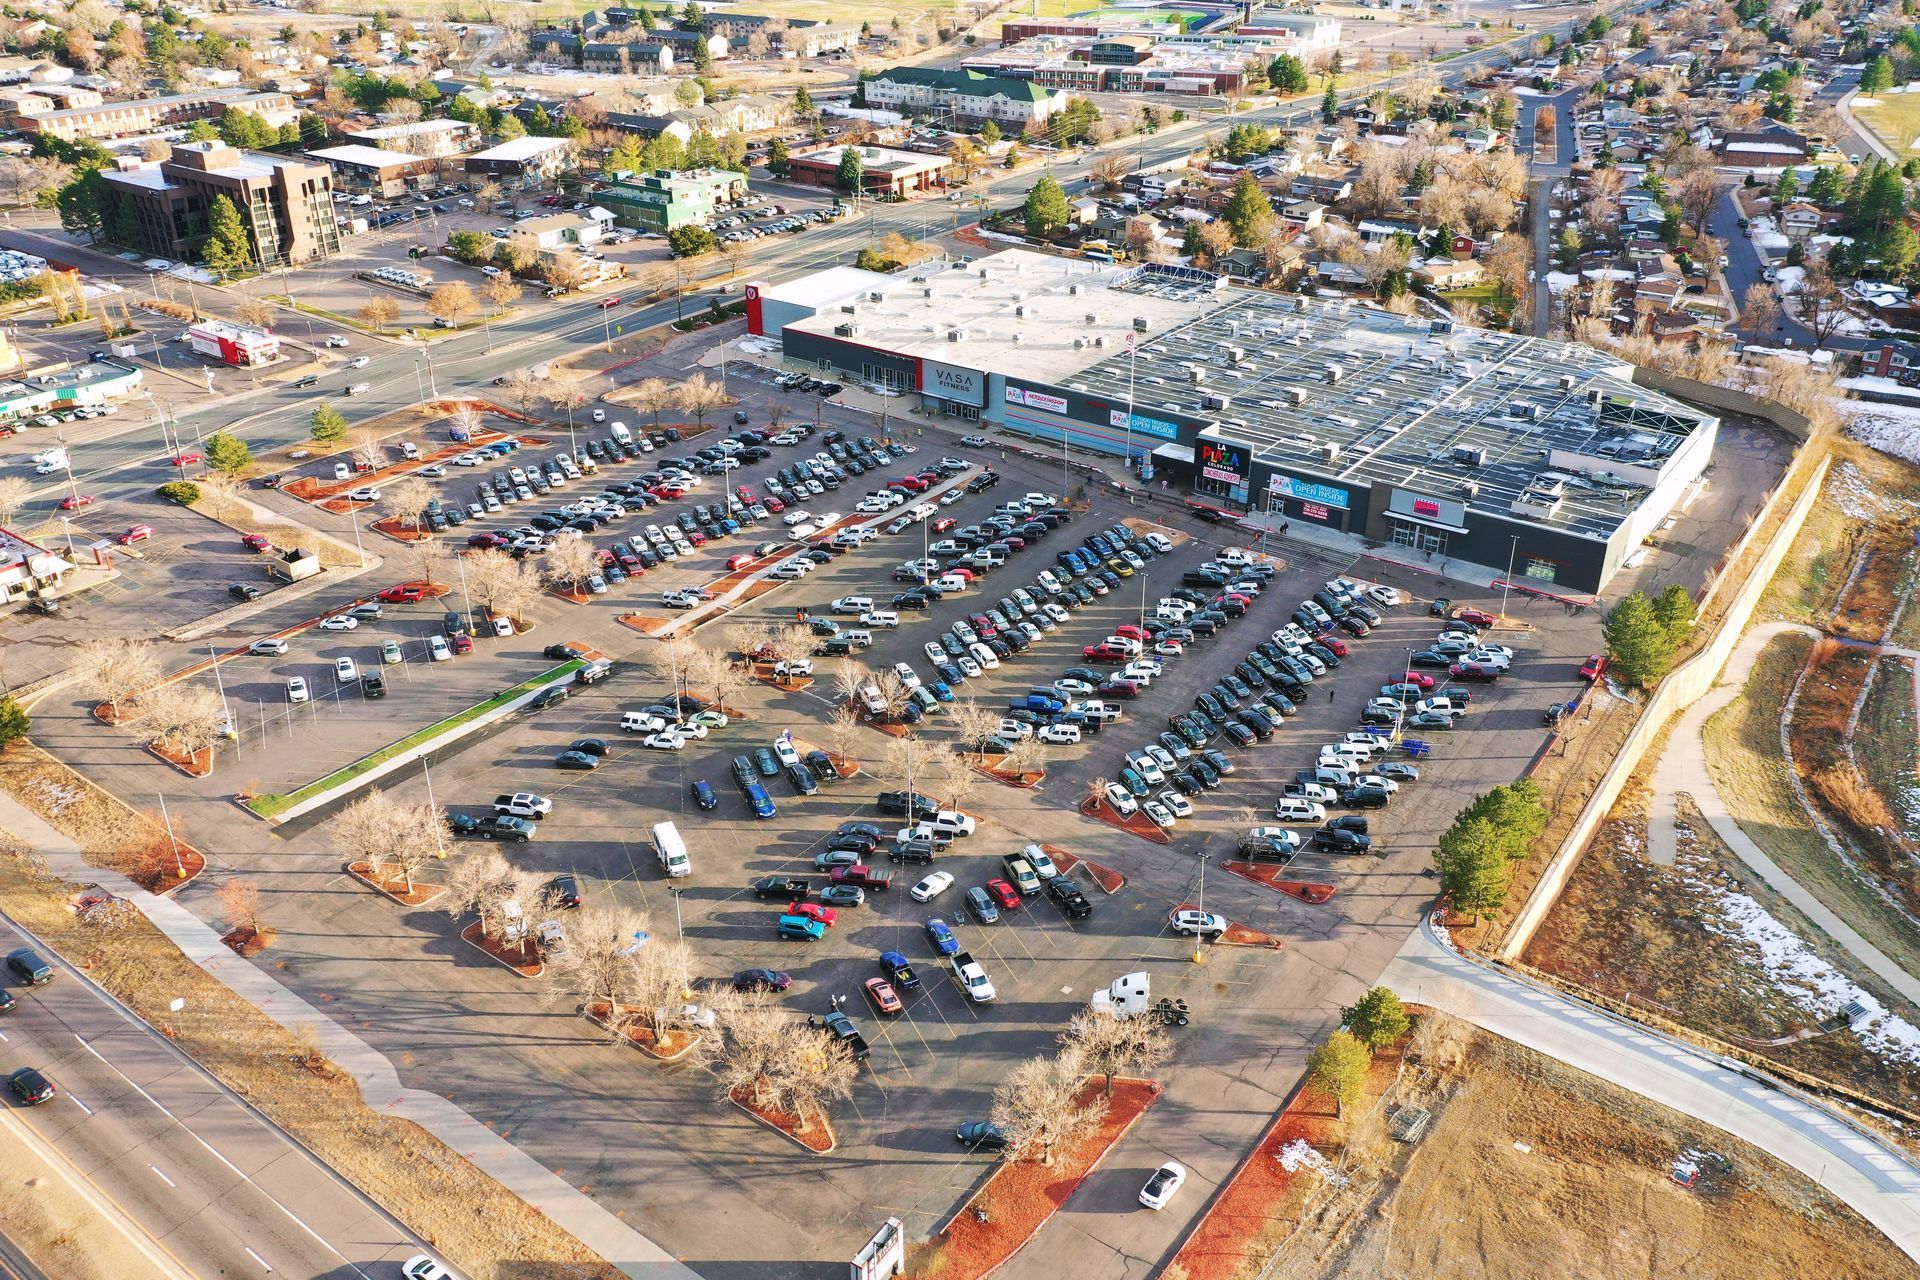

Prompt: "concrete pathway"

[1384,918,1920,1264]
[0,792,698,1280]
[1645,620,1920,1006]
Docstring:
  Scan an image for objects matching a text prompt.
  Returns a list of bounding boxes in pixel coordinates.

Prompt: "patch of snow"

[1826,459,1893,519]
[1754,231,1790,251]
[1696,876,1920,1066]
[1583,268,1636,282]
[1545,271,1581,293]
[1276,1138,1349,1186]
[1773,265,1806,294]
[1842,402,1920,467]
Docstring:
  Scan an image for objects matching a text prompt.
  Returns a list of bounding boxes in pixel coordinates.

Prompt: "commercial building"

[18,88,295,141]
[306,143,436,197]
[100,142,339,268]
[463,135,575,186]
[765,249,1718,594]
[341,118,479,157]
[187,319,279,367]
[862,68,1066,128]
[514,211,610,250]
[0,359,142,420]
[598,168,746,231]
[0,529,71,609]
[785,144,951,197]
[1233,8,1343,52]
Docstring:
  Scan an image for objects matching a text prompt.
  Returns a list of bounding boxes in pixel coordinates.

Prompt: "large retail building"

[751,249,1719,594]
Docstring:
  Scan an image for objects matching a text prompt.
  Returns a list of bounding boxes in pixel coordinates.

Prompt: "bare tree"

[465,547,541,622]
[1000,733,1047,781]
[350,425,384,472]
[443,847,530,941]
[385,476,434,532]
[881,734,941,822]
[547,383,590,431]
[951,698,998,752]
[0,476,33,526]
[826,702,859,765]
[761,623,811,665]
[936,750,981,812]
[484,272,522,314]
[1796,260,1852,349]
[448,404,485,440]
[715,994,859,1125]
[407,536,454,589]
[378,795,447,893]
[76,638,161,719]
[234,298,275,330]
[331,790,404,869]
[1740,280,1780,336]
[425,282,478,329]
[990,1050,1104,1166]
[541,904,651,1032]
[696,645,750,712]
[832,658,872,709]
[214,876,265,937]
[134,683,226,758]
[544,254,591,295]
[675,373,729,430]
[725,620,772,663]
[1088,153,1130,192]
[633,376,671,430]
[1062,1010,1171,1097]
[499,370,542,419]
[542,537,600,590]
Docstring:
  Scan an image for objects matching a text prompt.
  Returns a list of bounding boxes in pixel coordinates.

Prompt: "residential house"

[1779,200,1823,240]
[1414,258,1485,289]
[1279,199,1324,232]
[1718,123,1810,170]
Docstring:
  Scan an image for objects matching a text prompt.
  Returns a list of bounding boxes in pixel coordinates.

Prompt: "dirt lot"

[1263,1027,1920,1280]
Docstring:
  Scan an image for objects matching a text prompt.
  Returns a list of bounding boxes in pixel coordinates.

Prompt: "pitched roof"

[870,66,1055,103]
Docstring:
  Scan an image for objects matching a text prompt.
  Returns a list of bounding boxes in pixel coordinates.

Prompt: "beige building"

[20,88,294,141]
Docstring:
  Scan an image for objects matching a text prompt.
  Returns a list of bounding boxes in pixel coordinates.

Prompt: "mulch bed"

[583,1002,704,1061]
[147,740,213,778]
[1172,901,1284,949]
[1077,795,1171,845]
[127,845,205,896]
[1040,844,1126,894]
[347,860,443,908]
[1161,1027,1415,1280]
[617,613,674,636]
[728,1086,838,1154]
[917,1078,1159,1280]
[222,925,275,957]
[964,752,1044,788]
[1220,862,1337,904]
[787,737,859,778]
[370,518,430,542]
[459,921,543,978]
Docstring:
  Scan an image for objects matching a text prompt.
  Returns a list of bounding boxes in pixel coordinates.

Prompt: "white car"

[286,676,309,703]
[250,637,289,656]
[591,409,606,422]
[1037,723,1080,745]
[923,642,948,666]
[325,335,350,348]
[1159,791,1193,819]
[955,655,983,679]
[454,453,481,466]
[348,487,381,502]
[772,659,813,678]
[401,1255,454,1280]
[909,871,955,902]
[334,656,359,682]
[347,355,371,369]
[1142,799,1176,829]
[428,635,452,661]
[1124,752,1165,785]
[643,732,687,751]
[1139,1160,1188,1210]
[997,718,1033,741]
[318,614,358,631]
[1364,585,1401,607]
[772,738,801,767]
[890,662,921,691]
[1169,909,1226,938]
[1102,782,1139,816]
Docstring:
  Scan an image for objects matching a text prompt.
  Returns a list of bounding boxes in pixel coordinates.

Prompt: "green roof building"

[864,67,1065,127]
[597,168,746,231]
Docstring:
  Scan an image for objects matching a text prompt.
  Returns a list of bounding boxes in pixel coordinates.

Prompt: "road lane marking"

[245,1245,273,1271]
[68,1092,92,1115]
[149,1163,176,1188]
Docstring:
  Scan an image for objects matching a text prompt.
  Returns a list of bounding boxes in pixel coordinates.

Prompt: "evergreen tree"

[205,430,252,474]
[54,170,108,239]
[1807,164,1844,206]
[1651,583,1698,649]
[1773,168,1799,206]
[1221,170,1276,246]
[1434,813,1512,918]
[185,118,219,142]
[767,135,790,175]
[1856,164,1907,232]
[836,145,864,192]
[1321,83,1338,123]
[1022,174,1071,235]
[979,119,1001,145]
[1863,53,1896,93]
[682,0,704,27]
[310,403,349,443]
[0,695,27,749]
[200,194,253,277]
[1305,1030,1370,1117]
[1602,590,1674,688]
[793,84,812,115]
[1341,987,1411,1051]
[1267,53,1309,94]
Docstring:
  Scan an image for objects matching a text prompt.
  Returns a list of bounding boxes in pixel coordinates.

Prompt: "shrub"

[158,480,201,505]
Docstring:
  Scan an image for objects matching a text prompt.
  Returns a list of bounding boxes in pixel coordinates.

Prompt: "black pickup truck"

[808,1010,870,1062]
[753,876,810,899]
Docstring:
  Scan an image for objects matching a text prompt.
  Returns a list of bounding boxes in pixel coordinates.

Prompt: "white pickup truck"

[948,951,996,1003]
[491,792,552,819]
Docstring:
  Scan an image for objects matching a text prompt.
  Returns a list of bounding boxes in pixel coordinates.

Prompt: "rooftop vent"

[1227,345,1246,364]
[1085,311,1101,325]
[1014,304,1028,317]
[1093,335,1108,347]
[868,291,885,303]
[834,323,862,337]
[1187,366,1207,384]
[1454,445,1487,467]
[1324,364,1344,384]
[1133,315,1151,332]
[1202,392,1231,411]
[1073,337,1087,349]
[1284,387,1308,405]
[1559,373,1577,390]
[840,304,857,315]
[947,328,967,342]
[1321,442,1342,463]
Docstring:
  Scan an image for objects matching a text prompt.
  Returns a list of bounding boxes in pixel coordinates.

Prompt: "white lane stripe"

[149,1164,176,1188]
[244,1245,272,1272]
[68,1092,92,1115]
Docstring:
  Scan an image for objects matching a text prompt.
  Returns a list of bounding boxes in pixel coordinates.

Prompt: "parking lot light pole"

[1192,854,1208,963]
[671,886,684,939]
[1498,534,1520,624]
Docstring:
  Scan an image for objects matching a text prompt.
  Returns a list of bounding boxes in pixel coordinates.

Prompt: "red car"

[763,495,786,513]
[1451,663,1501,683]
[379,584,431,603]
[735,485,756,503]
[931,516,957,534]
[684,529,708,547]
[1097,678,1141,699]
[1399,670,1436,690]
[1579,654,1607,680]
[452,634,474,654]
[726,553,754,570]
[787,901,837,927]
[1453,608,1497,627]
[57,494,95,511]
[241,533,272,552]
[984,878,1022,911]
[1319,636,1349,657]
[1083,643,1131,662]
[863,976,903,1016]
[170,452,203,467]
[898,475,929,492]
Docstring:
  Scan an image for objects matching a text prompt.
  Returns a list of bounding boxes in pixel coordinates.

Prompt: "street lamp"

[1191,853,1208,963]
[1498,534,1521,623]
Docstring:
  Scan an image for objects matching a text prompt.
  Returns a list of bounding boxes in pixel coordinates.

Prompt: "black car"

[733,967,792,993]
[1201,749,1235,776]
[1336,615,1372,637]
[956,1120,1007,1150]
[1341,785,1392,809]
[1236,709,1274,739]
[692,780,718,809]
[361,672,386,698]
[805,749,841,781]
[529,685,571,710]
[448,813,534,842]
[5,948,52,985]
[1312,827,1374,853]
[1044,874,1091,918]
[228,584,262,601]
[1409,649,1453,668]
[547,874,582,908]
[1195,691,1225,720]
[785,763,819,796]
[1220,721,1256,748]
[877,790,939,817]
[1326,814,1370,834]
[7,1067,55,1106]
[554,750,601,770]
[568,737,611,757]
[1184,760,1221,790]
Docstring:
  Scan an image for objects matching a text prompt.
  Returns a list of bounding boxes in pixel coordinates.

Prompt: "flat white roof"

[761,264,896,311]
[469,135,571,162]
[783,248,1207,382]
[308,143,428,168]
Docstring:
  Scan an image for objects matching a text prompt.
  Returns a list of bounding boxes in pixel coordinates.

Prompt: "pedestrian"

[1329,688,1336,704]
[1280,522,1290,536]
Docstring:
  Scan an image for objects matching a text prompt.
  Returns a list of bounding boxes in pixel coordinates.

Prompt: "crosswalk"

[1261,536,1358,580]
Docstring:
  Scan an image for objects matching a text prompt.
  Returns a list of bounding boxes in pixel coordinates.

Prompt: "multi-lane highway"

[0,916,427,1277]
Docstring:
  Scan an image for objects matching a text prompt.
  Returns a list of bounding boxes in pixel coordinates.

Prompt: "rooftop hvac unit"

[1013,332,1024,345]
[1321,442,1342,463]
[978,267,990,278]
[1202,392,1231,411]
[1085,311,1101,325]
[1073,337,1087,349]
[947,328,968,342]
[835,323,862,337]
[868,291,885,303]
[1513,402,1540,420]
[1015,304,1028,317]
[840,304,857,314]
[1068,283,1082,295]
[1454,445,1486,466]
[1588,388,1605,406]
[1284,387,1308,405]
[1559,373,1577,390]
[1093,335,1108,347]
[1464,480,1480,499]
[1227,345,1246,364]
[922,287,934,298]
[1188,366,1207,383]
[1324,365,1344,384]
[1133,315,1151,332]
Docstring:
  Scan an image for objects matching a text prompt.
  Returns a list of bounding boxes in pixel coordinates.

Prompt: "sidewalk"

[0,792,698,1280]
[1646,620,1920,1006]
[1385,918,1920,1264]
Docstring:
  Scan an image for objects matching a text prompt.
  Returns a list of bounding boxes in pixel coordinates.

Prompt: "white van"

[651,821,692,878]
[1274,798,1326,822]
[831,595,873,613]
[399,441,420,460]
[610,421,632,445]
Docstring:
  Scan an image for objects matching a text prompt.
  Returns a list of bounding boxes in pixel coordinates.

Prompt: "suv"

[5,948,53,984]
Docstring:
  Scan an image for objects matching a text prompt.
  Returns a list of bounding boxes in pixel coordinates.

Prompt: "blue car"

[927,680,955,704]
[924,917,959,956]
[744,781,776,819]
[691,780,717,810]
[965,886,1000,924]
[936,661,966,687]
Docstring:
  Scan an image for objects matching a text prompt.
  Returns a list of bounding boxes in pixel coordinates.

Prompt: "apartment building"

[100,141,339,268]
[19,88,295,141]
